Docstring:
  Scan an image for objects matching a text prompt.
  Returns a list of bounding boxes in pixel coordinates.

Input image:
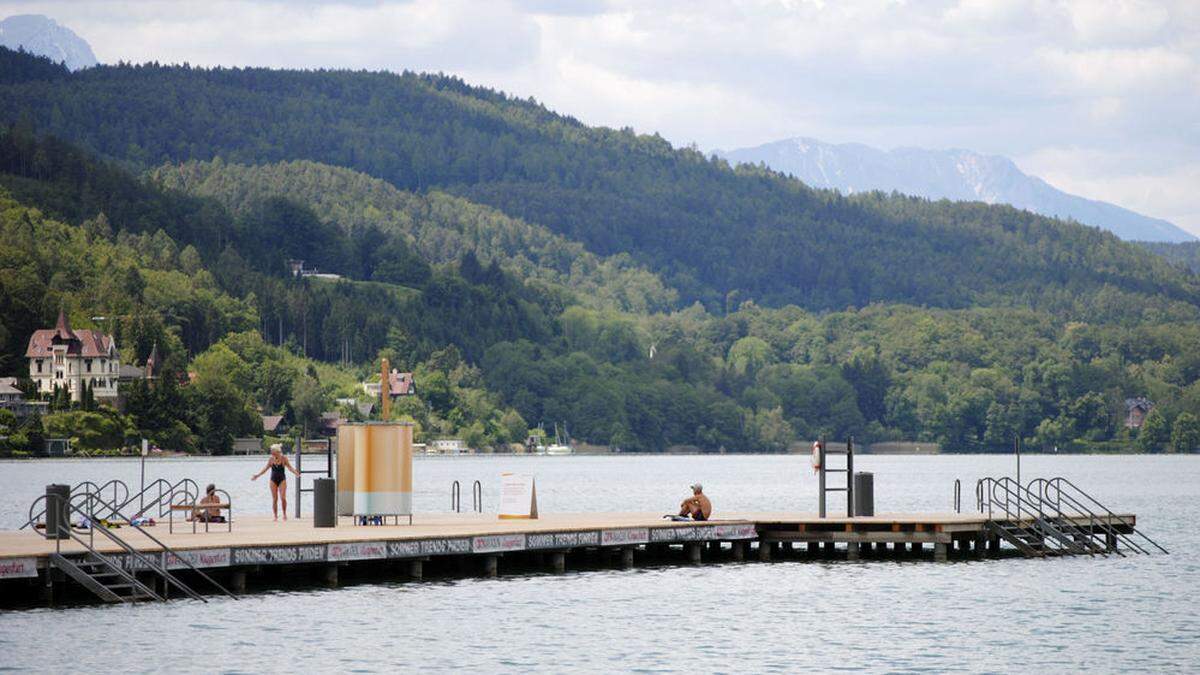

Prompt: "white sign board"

[0,557,39,579]
[498,473,538,520]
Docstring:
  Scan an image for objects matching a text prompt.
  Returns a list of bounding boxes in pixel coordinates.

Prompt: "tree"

[1137,408,1170,453]
[1171,412,1200,453]
[291,375,327,436]
[499,409,528,445]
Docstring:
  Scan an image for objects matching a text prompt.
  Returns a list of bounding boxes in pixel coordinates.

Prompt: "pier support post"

[975,533,986,559]
[987,536,1000,556]
[230,569,247,594]
[1106,532,1118,551]
[806,542,818,557]
[934,543,948,562]
[324,564,339,587]
[822,542,835,557]
[757,540,771,561]
[550,552,566,574]
[893,542,904,558]
[483,555,498,578]
[911,542,923,555]
[621,547,635,569]
[687,543,702,564]
[408,560,423,580]
[731,542,745,561]
[847,543,861,562]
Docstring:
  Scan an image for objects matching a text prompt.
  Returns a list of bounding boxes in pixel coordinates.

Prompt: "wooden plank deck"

[0,511,1135,560]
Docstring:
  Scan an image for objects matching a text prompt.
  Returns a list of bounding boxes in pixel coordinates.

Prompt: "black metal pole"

[818,437,826,518]
[847,436,855,518]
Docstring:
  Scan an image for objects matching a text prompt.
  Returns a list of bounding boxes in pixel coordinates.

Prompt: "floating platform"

[0,510,1138,607]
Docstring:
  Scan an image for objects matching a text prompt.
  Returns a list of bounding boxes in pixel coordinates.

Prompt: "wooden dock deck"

[0,510,1138,607]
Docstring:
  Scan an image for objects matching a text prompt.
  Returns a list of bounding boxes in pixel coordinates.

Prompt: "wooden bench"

[168,501,232,534]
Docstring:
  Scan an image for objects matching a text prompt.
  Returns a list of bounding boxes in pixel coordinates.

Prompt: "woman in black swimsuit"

[252,443,299,521]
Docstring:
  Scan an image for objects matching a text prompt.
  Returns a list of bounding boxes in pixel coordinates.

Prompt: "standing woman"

[252,443,300,521]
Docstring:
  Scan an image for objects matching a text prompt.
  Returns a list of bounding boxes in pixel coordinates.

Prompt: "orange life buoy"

[811,441,821,473]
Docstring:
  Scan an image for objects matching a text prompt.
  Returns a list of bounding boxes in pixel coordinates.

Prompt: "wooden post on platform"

[408,560,423,580]
[483,555,498,578]
[621,547,635,569]
[687,543,702,564]
[550,552,566,573]
[324,564,339,587]
[380,358,390,420]
[757,540,771,561]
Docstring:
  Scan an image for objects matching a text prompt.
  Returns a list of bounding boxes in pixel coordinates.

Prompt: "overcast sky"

[5,0,1199,235]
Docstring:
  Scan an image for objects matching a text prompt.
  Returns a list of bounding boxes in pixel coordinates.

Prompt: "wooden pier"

[0,510,1138,607]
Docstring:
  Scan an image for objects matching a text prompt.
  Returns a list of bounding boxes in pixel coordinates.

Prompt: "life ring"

[811,441,821,473]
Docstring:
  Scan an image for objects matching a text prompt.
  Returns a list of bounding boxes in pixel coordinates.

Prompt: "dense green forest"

[1,47,1198,455]
[1139,241,1200,274]
[3,49,1197,316]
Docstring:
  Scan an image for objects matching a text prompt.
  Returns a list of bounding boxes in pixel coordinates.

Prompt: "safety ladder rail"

[451,480,484,513]
[1024,477,1137,556]
[295,437,334,518]
[1038,477,1167,555]
[48,494,185,602]
[1000,478,1108,556]
[451,480,461,512]
[119,478,200,520]
[65,490,236,600]
[981,477,1103,556]
[22,479,130,529]
[472,480,483,513]
[817,436,854,518]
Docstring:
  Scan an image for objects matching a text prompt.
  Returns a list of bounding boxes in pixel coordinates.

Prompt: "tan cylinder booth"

[337,422,413,520]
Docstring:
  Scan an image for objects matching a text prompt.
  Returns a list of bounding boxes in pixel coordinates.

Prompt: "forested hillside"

[148,159,677,313]
[3,48,1196,315]
[1140,241,1200,275]
[1,47,1198,454]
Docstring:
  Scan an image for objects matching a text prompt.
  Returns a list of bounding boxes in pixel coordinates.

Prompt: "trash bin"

[853,472,874,517]
[45,484,71,539]
[313,478,336,528]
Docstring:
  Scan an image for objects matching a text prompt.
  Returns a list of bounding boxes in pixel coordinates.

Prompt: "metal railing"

[48,490,237,601]
[953,479,962,513]
[451,480,484,513]
[120,478,200,520]
[1032,477,1168,555]
[22,479,130,530]
[977,477,1101,555]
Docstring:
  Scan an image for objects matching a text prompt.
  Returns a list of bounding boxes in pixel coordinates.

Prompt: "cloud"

[3,0,1196,232]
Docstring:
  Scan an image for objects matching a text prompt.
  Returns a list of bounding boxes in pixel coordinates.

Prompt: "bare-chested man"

[678,483,712,521]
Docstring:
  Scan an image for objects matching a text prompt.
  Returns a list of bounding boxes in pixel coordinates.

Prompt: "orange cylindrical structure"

[337,422,412,516]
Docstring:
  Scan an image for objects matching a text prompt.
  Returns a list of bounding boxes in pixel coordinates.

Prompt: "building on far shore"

[1124,397,1154,429]
[0,377,46,417]
[25,310,120,403]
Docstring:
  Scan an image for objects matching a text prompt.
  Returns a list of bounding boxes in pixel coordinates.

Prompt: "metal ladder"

[817,437,854,518]
[1032,477,1168,555]
[450,480,483,513]
[978,477,1121,557]
[21,479,130,530]
[34,491,238,604]
[295,437,334,518]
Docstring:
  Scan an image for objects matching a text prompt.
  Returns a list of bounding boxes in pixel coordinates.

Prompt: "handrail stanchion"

[472,480,482,513]
[451,481,461,513]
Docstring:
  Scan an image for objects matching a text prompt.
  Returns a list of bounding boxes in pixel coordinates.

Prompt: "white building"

[429,439,469,455]
[25,310,120,402]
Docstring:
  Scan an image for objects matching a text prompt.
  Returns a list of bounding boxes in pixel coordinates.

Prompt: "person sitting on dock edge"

[678,483,712,521]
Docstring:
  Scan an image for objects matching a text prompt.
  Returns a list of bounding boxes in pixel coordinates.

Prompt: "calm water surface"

[0,454,1197,672]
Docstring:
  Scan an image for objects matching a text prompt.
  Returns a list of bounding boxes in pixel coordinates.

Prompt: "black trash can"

[313,478,336,528]
[45,484,71,539]
[853,472,874,517]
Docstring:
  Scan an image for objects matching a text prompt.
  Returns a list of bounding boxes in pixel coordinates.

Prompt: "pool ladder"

[31,491,237,604]
[451,480,483,513]
[976,476,1167,557]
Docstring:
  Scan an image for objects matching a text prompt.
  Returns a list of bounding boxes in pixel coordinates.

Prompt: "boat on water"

[533,422,573,455]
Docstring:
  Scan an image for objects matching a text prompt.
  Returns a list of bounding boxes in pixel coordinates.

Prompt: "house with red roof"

[25,310,121,403]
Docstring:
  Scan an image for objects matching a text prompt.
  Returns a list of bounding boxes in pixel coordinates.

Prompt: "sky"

[3,0,1199,236]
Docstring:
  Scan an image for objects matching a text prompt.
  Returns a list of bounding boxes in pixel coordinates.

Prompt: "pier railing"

[1032,477,1168,555]
[977,477,1105,556]
[46,490,237,602]
[22,479,130,530]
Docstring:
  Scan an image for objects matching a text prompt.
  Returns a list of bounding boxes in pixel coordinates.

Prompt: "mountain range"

[717,137,1195,243]
[0,14,97,71]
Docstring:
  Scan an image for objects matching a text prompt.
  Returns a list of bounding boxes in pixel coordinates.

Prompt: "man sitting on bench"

[678,483,712,521]
[191,484,226,523]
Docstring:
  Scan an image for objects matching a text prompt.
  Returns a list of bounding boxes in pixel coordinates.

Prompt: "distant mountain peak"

[718,136,1196,243]
[0,14,97,71]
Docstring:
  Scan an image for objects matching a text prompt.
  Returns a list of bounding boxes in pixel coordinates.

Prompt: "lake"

[0,454,1197,672]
